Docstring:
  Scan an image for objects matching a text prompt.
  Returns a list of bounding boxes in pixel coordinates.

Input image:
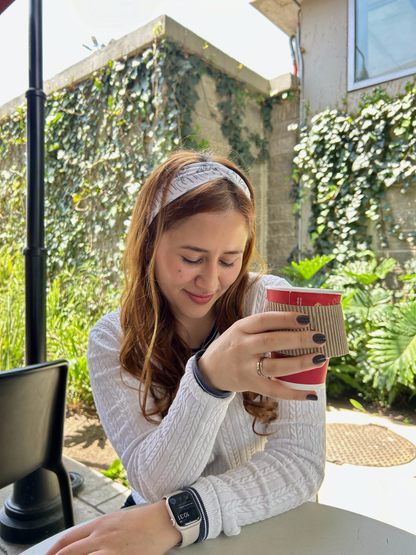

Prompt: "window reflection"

[355,0,416,82]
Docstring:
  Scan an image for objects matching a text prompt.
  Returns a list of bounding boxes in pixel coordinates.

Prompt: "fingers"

[240,312,326,355]
[44,523,93,555]
[260,353,327,378]
[241,311,312,334]
[247,328,326,355]
[253,354,325,401]
[254,378,319,401]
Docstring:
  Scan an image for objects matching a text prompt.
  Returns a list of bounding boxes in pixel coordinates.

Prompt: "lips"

[184,290,215,305]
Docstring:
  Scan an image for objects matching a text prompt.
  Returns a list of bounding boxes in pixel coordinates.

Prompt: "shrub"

[0,245,120,407]
[280,252,416,406]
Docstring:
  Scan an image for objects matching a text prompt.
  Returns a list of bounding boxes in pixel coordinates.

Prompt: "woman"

[47,150,326,555]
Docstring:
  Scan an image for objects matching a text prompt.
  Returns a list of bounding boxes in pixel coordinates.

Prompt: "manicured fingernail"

[296,315,310,325]
[306,394,318,401]
[313,333,326,344]
[313,354,326,365]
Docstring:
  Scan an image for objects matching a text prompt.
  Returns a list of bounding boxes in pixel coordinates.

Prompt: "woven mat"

[326,423,416,467]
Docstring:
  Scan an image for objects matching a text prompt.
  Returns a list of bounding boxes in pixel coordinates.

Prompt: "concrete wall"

[302,0,348,114]
[265,98,300,273]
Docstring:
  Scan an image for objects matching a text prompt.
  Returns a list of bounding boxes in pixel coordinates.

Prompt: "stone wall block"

[267,254,293,274]
[269,154,296,176]
[267,180,293,202]
[265,100,299,266]
[268,221,297,239]
[270,99,300,124]
[268,203,296,222]
[243,99,264,135]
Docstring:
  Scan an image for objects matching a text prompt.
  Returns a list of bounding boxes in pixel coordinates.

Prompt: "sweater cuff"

[188,478,223,540]
[193,350,232,399]
[184,486,209,543]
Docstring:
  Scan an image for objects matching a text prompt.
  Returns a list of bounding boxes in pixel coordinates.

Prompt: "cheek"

[172,261,196,282]
[222,266,242,289]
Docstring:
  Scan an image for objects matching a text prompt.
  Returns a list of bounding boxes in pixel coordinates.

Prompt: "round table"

[21,502,416,555]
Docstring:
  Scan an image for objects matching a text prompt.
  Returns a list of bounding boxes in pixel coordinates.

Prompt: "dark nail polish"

[296,314,310,325]
[313,333,326,344]
[313,354,326,365]
[306,394,318,401]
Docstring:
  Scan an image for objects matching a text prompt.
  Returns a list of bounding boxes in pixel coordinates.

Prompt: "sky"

[0,0,291,108]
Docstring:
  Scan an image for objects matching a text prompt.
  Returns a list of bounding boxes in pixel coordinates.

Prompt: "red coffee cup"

[266,287,344,391]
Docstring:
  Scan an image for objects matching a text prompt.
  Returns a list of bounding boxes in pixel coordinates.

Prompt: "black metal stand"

[0,470,66,544]
[0,0,78,544]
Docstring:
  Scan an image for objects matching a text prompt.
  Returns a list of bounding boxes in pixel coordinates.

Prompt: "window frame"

[348,0,416,91]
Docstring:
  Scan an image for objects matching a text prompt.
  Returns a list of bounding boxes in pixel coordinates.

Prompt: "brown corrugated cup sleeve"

[263,300,349,358]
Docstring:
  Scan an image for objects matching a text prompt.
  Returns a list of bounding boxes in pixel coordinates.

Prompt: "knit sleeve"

[189,390,326,540]
[87,311,236,503]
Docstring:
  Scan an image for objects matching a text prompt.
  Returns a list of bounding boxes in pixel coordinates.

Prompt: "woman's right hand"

[198,311,326,401]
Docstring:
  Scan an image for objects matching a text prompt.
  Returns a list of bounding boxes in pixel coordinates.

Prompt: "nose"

[195,261,219,294]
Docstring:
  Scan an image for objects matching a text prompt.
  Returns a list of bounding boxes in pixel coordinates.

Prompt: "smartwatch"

[163,490,201,548]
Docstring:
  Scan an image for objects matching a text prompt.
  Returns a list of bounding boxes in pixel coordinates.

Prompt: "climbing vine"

[292,83,416,261]
[0,34,285,281]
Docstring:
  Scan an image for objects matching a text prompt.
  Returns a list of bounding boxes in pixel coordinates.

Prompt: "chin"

[180,301,214,319]
[185,306,213,319]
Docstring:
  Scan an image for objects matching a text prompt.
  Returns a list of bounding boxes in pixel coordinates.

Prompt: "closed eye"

[182,257,203,265]
[182,257,235,268]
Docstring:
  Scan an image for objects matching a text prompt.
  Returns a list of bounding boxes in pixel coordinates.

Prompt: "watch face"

[168,492,201,528]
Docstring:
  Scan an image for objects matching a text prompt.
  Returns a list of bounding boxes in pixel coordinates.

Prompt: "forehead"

[162,211,248,247]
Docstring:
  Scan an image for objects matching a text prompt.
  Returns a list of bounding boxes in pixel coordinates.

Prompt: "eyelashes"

[181,257,234,268]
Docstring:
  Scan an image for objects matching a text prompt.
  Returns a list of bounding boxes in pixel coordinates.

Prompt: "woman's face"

[154,210,249,329]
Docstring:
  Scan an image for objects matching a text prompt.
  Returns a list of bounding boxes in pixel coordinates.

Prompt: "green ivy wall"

[0,17,301,281]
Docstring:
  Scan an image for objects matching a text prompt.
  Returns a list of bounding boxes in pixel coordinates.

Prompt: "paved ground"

[320,403,416,537]
[1,403,415,554]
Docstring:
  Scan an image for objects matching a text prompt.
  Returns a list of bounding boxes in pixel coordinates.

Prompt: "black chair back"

[0,360,75,527]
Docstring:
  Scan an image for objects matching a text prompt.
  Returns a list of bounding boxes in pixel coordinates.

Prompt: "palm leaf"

[343,286,392,317]
[367,303,416,387]
[375,258,397,279]
[280,254,335,283]
[337,257,397,287]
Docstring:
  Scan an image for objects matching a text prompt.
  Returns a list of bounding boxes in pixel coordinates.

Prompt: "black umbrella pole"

[0,0,66,544]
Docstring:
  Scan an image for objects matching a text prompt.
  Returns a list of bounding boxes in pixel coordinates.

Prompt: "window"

[348,0,416,90]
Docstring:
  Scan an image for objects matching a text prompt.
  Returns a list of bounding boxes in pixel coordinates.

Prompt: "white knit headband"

[147,162,251,223]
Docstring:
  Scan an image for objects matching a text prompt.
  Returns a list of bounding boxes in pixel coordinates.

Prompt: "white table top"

[21,502,416,555]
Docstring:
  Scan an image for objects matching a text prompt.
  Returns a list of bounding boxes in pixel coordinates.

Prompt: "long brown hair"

[120,150,278,434]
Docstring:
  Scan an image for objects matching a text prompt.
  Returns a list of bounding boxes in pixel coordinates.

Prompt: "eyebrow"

[180,246,243,255]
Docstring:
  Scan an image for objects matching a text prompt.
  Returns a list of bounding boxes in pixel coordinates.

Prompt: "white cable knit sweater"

[87,273,326,541]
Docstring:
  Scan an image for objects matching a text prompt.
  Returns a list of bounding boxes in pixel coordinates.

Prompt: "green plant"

[101,458,129,488]
[350,399,366,412]
[0,246,25,371]
[367,303,416,404]
[46,262,120,406]
[292,82,416,260]
[327,256,416,404]
[280,254,335,287]
[0,246,119,407]
[280,252,416,406]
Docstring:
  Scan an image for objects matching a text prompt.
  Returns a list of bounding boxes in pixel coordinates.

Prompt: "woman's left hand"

[44,500,182,555]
